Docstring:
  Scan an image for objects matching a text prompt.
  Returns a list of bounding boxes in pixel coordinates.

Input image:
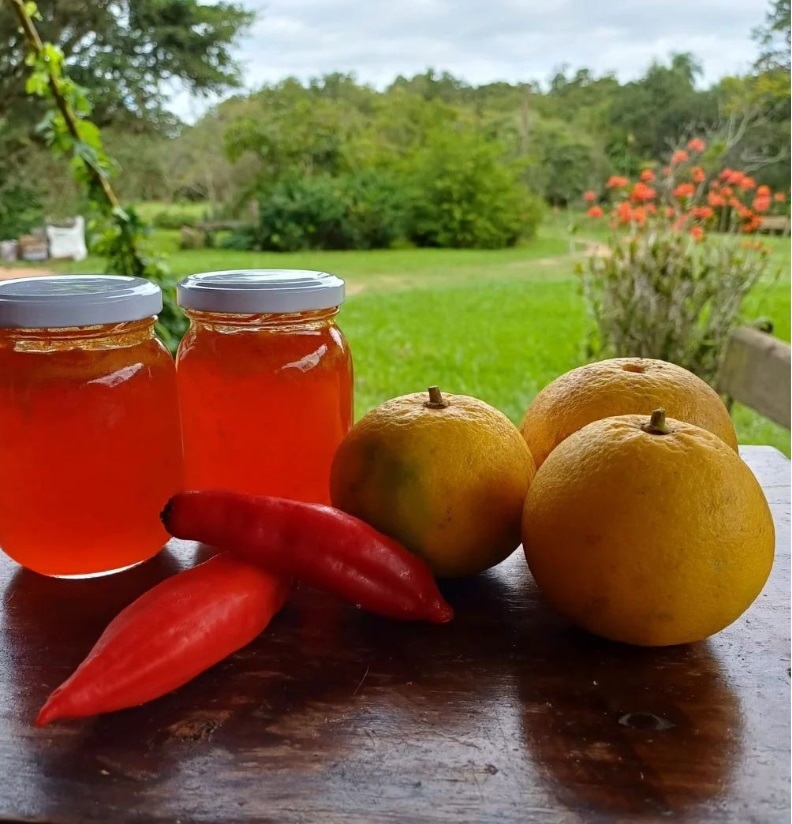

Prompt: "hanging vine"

[7,0,186,350]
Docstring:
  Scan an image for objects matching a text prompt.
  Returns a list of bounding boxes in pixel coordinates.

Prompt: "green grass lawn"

[45,220,791,455]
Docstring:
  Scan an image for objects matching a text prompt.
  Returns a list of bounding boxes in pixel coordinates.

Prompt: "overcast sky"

[174,0,769,119]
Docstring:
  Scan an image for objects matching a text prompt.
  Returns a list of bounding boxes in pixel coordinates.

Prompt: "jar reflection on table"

[0,276,184,578]
[176,270,353,505]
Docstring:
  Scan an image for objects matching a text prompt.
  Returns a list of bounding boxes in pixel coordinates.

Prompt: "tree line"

[1,0,788,249]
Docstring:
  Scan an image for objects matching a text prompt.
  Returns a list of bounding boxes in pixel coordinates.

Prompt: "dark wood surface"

[1,446,789,824]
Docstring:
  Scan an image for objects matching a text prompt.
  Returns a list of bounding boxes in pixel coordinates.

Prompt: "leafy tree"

[404,126,541,248]
[224,79,367,187]
[0,0,253,236]
[387,69,475,105]
[7,0,185,348]
[753,0,791,72]
[607,54,719,165]
[0,0,255,131]
[520,117,611,206]
[713,72,790,189]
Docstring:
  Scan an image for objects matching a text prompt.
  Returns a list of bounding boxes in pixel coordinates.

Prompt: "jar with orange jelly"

[0,276,184,578]
[176,269,353,504]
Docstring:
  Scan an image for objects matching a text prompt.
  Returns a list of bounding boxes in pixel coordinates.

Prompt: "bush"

[404,127,541,248]
[220,224,259,250]
[0,183,42,240]
[523,118,612,206]
[342,170,409,248]
[252,132,542,251]
[257,171,408,251]
[580,138,782,383]
[153,209,204,230]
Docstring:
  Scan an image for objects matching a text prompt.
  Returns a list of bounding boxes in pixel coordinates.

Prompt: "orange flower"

[708,193,725,208]
[774,192,786,203]
[605,175,629,189]
[756,184,771,196]
[673,183,695,199]
[709,179,721,190]
[630,182,656,202]
[615,201,633,224]
[690,226,704,242]
[687,138,706,153]
[586,205,604,218]
[639,169,656,183]
[583,190,597,202]
[727,170,745,186]
[691,206,714,221]
[752,196,771,213]
[665,206,676,218]
[737,205,754,219]
[632,206,647,226]
[739,176,757,191]
[671,150,689,165]
[719,168,733,181]
[691,166,706,183]
[721,186,734,197]
[646,203,658,215]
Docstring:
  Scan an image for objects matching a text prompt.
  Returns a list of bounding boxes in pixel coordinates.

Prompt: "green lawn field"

[48,217,791,455]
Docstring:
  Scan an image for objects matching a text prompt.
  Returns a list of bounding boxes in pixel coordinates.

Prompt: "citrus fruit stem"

[641,408,672,435]
[425,386,450,409]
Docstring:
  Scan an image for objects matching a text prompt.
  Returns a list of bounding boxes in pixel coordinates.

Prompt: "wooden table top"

[1,445,789,824]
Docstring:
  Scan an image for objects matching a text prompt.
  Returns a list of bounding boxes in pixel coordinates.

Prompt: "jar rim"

[177,269,345,314]
[0,275,162,329]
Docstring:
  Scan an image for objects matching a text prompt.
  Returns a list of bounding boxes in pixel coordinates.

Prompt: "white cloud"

[171,0,767,118]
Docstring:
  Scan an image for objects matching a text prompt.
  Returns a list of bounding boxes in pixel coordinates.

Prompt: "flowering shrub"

[580,138,786,383]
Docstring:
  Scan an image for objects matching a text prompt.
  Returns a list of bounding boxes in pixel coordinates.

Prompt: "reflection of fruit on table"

[0,446,788,823]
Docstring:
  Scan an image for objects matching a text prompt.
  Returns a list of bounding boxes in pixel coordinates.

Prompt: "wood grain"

[718,327,791,429]
[0,446,789,824]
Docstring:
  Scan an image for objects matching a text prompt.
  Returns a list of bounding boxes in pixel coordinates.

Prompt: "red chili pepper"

[36,553,289,726]
[162,490,453,625]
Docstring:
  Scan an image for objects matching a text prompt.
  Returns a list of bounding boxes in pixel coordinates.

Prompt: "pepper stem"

[640,408,672,435]
[425,385,450,409]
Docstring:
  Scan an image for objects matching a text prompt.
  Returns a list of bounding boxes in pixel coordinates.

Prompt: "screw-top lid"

[177,269,345,314]
[0,275,162,329]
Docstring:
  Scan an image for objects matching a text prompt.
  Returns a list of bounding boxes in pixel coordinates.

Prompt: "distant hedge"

[252,130,543,252]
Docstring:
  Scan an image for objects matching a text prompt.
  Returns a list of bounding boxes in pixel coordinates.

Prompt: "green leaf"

[33,109,56,136]
[24,1,42,21]
[74,140,101,168]
[41,43,64,69]
[25,73,48,97]
[75,119,102,149]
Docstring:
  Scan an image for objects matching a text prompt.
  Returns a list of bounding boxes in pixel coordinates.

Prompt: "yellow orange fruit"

[330,386,535,577]
[520,357,738,468]
[522,409,774,646]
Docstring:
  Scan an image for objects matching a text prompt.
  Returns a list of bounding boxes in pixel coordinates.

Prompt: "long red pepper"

[162,490,453,624]
[36,553,289,726]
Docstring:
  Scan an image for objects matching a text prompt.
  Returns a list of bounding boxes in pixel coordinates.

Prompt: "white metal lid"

[0,275,162,329]
[177,269,346,314]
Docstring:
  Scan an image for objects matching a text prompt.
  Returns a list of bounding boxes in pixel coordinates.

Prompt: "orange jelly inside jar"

[176,270,353,504]
[0,276,183,577]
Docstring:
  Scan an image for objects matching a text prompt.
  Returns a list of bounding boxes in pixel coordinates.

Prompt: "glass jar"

[176,269,353,504]
[0,276,184,578]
